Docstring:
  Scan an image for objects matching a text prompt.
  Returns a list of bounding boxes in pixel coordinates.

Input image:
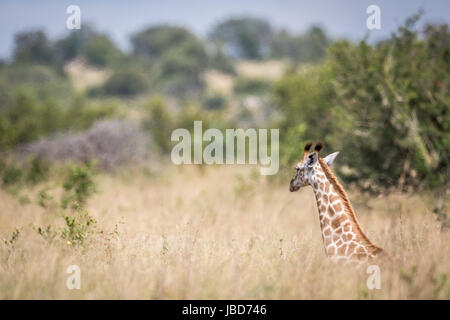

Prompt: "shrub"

[131,25,208,97]
[0,68,115,151]
[234,77,271,95]
[60,210,98,246]
[1,162,23,186]
[142,97,174,153]
[83,34,122,67]
[13,30,56,65]
[0,156,49,187]
[327,15,449,192]
[26,156,50,184]
[203,93,227,110]
[100,68,149,97]
[61,162,97,210]
[274,15,449,193]
[3,228,21,246]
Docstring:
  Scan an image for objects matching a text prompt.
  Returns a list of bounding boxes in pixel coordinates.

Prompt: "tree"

[98,67,148,97]
[83,34,122,67]
[131,25,205,61]
[209,17,273,59]
[13,30,55,65]
[54,26,122,67]
[142,96,174,153]
[328,15,449,192]
[131,25,208,96]
[271,26,330,62]
[54,26,96,63]
[275,14,449,195]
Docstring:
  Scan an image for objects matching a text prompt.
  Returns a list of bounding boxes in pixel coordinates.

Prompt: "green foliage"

[0,77,115,150]
[234,77,272,95]
[95,67,149,97]
[34,224,58,243]
[64,95,117,130]
[208,44,236,74]
[54,27,96,62]
[26,156,50,184]
[38,189,55,209]
[132,25,203,61]
[275,15,449,192]
[83,34,122,67]
[0,65,73,104]
[32,162,101,246]
[274,64,342,180]
[3,228,21,246]
[327,15,449,191]
[271,26,330,62]
[141,96,224,155]
[142,96,174,153]
[33,208,98,247]
[60,210,97,246]
[54,26,123,67]
[131,25,207,96]
[203,93,227,110]
[61,162,97,210]
[0,90,55,149]
[0,156,49,187]
[176,103,210,130]
[13,30,56,65]
[34,209,119,247]
[209,18,330,62]
[1,161,22,185]
[209,17,273,59]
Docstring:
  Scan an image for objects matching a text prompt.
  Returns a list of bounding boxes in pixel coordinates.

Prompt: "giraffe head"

[289,142,339,192]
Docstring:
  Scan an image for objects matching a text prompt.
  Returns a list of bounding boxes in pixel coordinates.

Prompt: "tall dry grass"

[0,165,448,299]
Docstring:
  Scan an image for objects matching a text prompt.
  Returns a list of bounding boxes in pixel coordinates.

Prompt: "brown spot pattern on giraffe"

[327,206,335,217]
[333,202,342,212]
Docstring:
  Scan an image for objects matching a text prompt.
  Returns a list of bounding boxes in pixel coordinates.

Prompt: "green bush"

[0,156,50,188]
[271,26,330,62]
[0,83,116,151]
[0,63,116,151]
[83,34,122,67]
[274,14,449,193]
[327,15,449,192]
[0,65,73,104]
[26,156,50,184]
[3,228,21,246]
[64,95,117,130]
[60,210,97,246]
[131,25,208,97]
[99,68,149,97]
[13,30,56,65]
[234,77,271,95]
[209,17,273,59]
[142,96,174,153]
[208,45,235,74]
[1,162,22,186]
[61,162,97,210]
[203,93,227,110]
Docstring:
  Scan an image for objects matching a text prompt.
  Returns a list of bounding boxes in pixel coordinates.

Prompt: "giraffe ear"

[323,152,339,166]
[306,152,318,167]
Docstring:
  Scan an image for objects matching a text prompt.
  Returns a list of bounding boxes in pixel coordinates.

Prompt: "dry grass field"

[0,165,449,299]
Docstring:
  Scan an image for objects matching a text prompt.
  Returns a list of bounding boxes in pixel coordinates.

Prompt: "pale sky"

[0,0,449,59]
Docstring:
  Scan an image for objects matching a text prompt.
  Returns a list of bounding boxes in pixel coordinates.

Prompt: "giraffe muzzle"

[289,178,300,192]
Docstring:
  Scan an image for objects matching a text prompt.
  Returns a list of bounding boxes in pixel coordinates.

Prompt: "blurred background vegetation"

[0,13,448,217]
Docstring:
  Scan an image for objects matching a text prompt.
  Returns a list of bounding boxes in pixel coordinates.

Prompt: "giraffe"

[289,142,384,265]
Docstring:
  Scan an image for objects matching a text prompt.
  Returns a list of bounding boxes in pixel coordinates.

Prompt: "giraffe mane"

[317,157,382,254]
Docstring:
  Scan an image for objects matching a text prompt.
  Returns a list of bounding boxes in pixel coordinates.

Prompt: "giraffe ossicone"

[289,142,385,265]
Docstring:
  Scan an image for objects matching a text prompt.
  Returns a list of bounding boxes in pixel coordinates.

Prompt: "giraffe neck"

[310,160,381,263]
